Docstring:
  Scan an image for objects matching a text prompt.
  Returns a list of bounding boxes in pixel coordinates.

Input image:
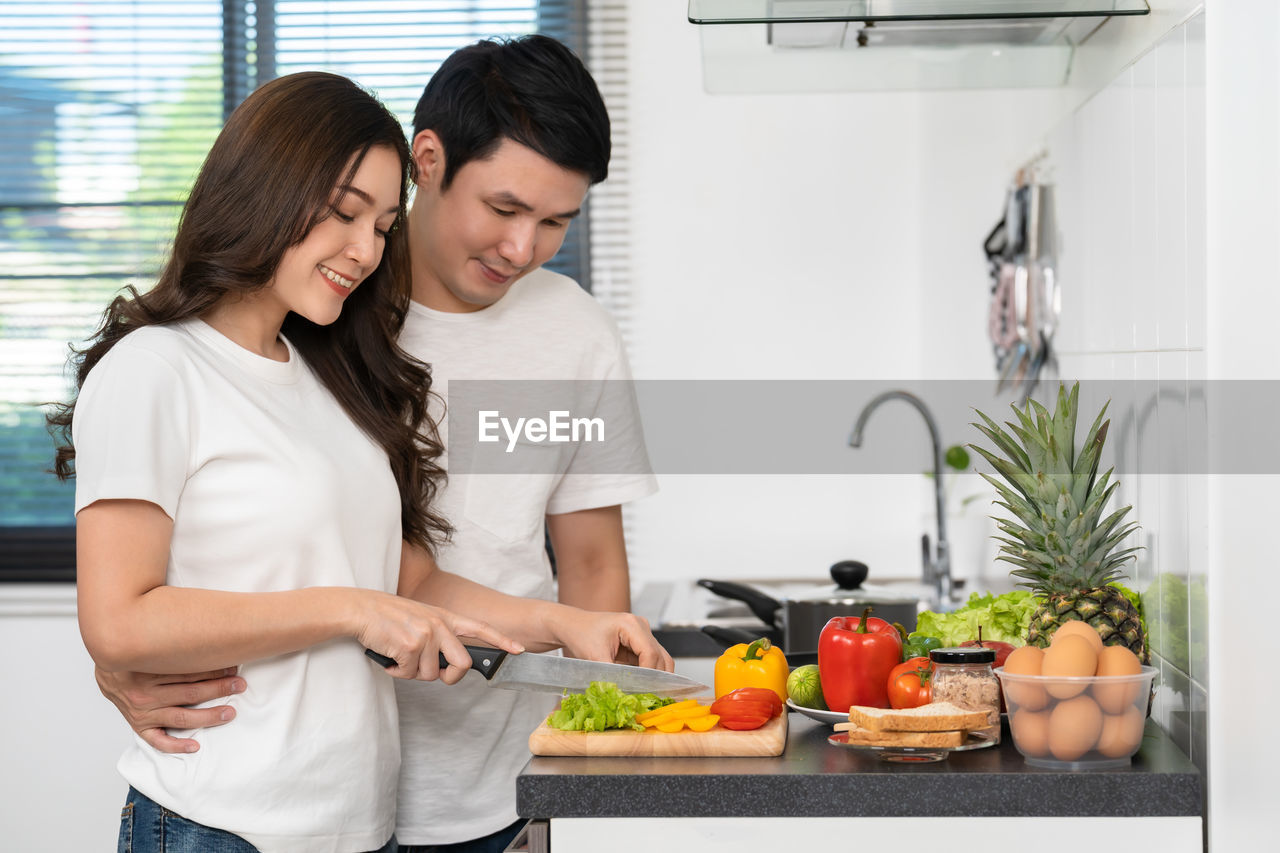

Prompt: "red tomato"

[711,687,783,730]
[713,704,771,715]
[887,656,934,709]
[711,687,782,719]
[719,717,770,731]
[710,700,773,718]
[720,687,782,712]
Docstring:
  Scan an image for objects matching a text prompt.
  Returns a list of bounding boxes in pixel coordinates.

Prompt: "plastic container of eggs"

[994,623,1156,770]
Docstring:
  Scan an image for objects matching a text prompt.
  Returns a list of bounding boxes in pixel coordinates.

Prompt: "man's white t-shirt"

[394,268,657,844]
[73,319,402,853]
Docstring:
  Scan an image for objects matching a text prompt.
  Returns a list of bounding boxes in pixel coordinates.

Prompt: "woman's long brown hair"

[47,71,451,550]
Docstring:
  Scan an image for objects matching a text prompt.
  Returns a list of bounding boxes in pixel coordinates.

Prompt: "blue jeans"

[398,819,524,853]
[118,787,397,853]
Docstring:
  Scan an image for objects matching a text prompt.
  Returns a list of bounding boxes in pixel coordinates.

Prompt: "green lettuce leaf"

[545,681,674,732]
[911,590,1037,647]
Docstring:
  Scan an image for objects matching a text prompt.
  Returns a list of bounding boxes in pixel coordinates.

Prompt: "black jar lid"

[929,646,996,664]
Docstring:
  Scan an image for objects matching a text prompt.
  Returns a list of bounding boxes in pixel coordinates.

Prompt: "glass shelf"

[692,1,1151,92]
[689,0,1150,25]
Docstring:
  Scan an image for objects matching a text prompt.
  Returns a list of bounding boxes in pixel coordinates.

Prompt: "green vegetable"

[545,681,674,732]
[902,635,942,661]
[944,444,971,471]
[785,664,826,710]
[1121,578,1176,666]
[912,590,1037,647]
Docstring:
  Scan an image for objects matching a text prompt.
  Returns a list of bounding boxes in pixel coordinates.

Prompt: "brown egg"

[1041,634,1098,699]
[1001,646,1049,711]
[1050,620,1105,655]
[1093,645,1144,714]
[1096,706,1145,758]
[1004,645,1045,674]
[1048,694,1104,761]
[1010,708,1051,757]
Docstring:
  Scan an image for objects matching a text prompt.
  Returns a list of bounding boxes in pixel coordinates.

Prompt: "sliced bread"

[846,701,990,733]
[832,722,966,748]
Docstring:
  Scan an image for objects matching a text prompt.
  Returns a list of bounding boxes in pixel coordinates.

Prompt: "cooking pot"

[697,561,921,658]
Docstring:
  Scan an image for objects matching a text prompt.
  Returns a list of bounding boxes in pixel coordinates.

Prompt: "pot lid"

[786,582,920,605]
[782,560,920,605]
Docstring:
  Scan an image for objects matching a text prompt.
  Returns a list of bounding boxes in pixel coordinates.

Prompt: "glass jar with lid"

[928,647,1001,743]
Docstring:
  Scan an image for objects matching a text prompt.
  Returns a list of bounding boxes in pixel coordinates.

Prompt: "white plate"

[785,697,848,725]
[827,729,997,762]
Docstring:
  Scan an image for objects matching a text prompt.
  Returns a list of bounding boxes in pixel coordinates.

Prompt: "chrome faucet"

[848,390,953,610]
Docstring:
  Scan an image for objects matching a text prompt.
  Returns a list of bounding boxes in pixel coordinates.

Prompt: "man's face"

[408,133,591,312]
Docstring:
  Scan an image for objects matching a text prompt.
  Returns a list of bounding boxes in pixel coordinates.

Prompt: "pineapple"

[970,383,1148,663]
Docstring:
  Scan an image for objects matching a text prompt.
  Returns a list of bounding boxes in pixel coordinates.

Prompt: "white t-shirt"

[394,268,657,844]
[73,319,402,853]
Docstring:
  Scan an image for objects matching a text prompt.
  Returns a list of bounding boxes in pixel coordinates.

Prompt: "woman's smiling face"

[267,144,403,327]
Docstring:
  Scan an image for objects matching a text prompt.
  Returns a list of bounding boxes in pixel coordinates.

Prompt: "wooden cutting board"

[528,711,787,757]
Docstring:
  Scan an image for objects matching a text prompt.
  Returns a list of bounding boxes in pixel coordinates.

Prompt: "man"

[97,35,661,853]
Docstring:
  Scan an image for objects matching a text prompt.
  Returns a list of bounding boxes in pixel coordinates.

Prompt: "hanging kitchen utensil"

[988,261,1019,357]
[985,163,1060,403]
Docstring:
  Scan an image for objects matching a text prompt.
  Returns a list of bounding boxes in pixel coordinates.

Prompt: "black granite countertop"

[517,714,1201,819]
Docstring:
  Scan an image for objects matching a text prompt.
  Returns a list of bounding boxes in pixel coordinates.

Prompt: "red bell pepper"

[818,607,904,712]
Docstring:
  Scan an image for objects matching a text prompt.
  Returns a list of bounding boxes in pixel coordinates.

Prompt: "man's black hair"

[413,34,610,189]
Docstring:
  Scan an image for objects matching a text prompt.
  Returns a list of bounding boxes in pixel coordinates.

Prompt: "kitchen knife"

[365,646,709,697]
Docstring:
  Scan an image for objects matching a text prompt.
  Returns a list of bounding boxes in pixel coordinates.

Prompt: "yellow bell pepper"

[636,700,696,725]
[641,703,713,729]
[713,637,788,702]
[648,705,719,733]
[685,714,720,732]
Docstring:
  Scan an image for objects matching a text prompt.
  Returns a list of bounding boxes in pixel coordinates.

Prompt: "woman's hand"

[96,665,246,754]
[354,591,525,684]
[549,609,674,673]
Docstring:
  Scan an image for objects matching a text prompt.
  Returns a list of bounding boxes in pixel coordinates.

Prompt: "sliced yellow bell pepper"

[635,700,696,725]
[655,720,687,733]
[684,714,720,732]
[641,703,713,728]
[713,637,789,702]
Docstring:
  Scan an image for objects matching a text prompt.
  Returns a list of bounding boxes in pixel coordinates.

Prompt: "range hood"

[689,1,1151,92]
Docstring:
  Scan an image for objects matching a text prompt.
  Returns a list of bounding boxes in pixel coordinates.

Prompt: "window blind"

[585,0,631,351]
[0,0,588,580]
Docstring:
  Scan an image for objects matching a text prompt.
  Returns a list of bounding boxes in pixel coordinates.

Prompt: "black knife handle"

[365,645,508,678]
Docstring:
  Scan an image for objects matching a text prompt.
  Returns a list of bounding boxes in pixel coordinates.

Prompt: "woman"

[49,71,520,852]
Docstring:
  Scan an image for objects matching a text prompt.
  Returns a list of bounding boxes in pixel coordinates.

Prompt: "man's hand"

[546,507,670,669]
[553,610,674,672]
[95,666,245,754]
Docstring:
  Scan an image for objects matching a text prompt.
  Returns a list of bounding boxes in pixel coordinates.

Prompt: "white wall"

[623,0,1062,587]
[1202,2,1280,850]
[1035,9,1209,773]
[0,587,132,848]
[912,2,1280,849]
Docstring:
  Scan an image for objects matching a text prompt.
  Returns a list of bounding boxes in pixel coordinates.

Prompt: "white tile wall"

[1048,13,1207,771]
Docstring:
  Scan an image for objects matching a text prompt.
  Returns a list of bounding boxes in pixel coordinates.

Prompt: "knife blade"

[365,646,709,697]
